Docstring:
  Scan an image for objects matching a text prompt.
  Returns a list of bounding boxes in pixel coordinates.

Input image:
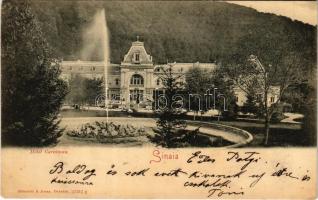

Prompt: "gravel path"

[281,113,304,124]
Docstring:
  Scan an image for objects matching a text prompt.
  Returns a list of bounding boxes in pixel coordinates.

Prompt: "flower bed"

[66,121,148,143]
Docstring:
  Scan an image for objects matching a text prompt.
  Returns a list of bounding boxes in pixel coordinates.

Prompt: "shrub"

[270,112,286,123]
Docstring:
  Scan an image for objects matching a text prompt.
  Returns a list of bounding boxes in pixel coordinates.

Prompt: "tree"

[211,66,239,120]
[65,75,104,107]
[222,53,306,145]
[28,2,316,65]
[151,65,186,147]
[185,66,238,121]
[83,78,104,105]
[65,74,86,106]
[241,89,258,115]
[284,75,317,146]
[2,1,68,146]
[185,67,212,120]
[302,84,317,146]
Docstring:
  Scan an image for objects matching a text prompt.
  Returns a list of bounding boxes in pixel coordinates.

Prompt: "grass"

[215,120,305,147]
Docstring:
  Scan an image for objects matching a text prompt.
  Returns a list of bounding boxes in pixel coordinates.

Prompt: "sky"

[228,1,317,25]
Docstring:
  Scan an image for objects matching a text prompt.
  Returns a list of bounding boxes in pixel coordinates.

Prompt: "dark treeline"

[30,1,316,66]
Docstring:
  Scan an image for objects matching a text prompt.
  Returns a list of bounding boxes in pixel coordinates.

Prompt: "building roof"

[154,62,217,73]
[61,60,120,74]
[121,40,153,65]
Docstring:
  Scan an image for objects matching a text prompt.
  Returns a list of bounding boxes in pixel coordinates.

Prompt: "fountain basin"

[59,117,253,148]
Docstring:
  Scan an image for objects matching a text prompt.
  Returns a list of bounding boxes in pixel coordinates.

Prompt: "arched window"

[115,79,119,85]
[130,74,144,85]
[156,79,160,86]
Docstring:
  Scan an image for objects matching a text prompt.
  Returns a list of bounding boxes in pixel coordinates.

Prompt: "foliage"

[29,1,316,65]
[219,19,314,144]
[1,0,68,146]
[300,81,317,146]
[184,66,239,120]
[211,67,239,120]
[185,67,212,117]
[281,74,316,145]
[221,44,309,144]
[65,74,104,106]
[270,111,286,123]
[241,89,258,115]
[255,101,266,118]
[84,78,104,105]
[151,65,187,147]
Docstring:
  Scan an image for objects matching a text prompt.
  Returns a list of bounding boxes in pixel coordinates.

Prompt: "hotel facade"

[60,39,279,108]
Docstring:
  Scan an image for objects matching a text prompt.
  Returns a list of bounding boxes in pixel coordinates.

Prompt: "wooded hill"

[30,1,316,67]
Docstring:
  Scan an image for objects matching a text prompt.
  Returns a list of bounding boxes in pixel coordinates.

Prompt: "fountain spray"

[99,9,110,122]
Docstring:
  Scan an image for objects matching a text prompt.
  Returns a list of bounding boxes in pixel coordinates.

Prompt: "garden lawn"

[215,120,304,147]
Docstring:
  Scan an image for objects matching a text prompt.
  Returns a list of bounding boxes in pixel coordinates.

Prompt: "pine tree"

[150,65,186,147]
[241,90,258,115]
[2,0,68,146]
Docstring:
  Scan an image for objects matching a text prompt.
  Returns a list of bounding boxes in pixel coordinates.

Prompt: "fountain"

[80,8,111,121]
[97,9,110,122]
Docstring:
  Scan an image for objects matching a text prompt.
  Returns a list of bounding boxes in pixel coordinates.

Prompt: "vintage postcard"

[1,0,317,198]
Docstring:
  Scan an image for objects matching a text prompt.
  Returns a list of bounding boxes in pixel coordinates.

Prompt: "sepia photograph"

[1,0,317,198]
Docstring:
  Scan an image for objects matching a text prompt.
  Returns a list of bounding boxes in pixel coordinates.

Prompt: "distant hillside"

[29,1,316,66]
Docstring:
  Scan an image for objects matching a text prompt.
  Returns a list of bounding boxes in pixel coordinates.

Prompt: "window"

[133,52,141,64]
[91,67,96,71]
[130,74,144,85]
[135,53,140,62]
[115,79,119,85]
[270,96,275,103]
[236,96,239,102]
[130,89,143,102]
[156,79,160,86]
